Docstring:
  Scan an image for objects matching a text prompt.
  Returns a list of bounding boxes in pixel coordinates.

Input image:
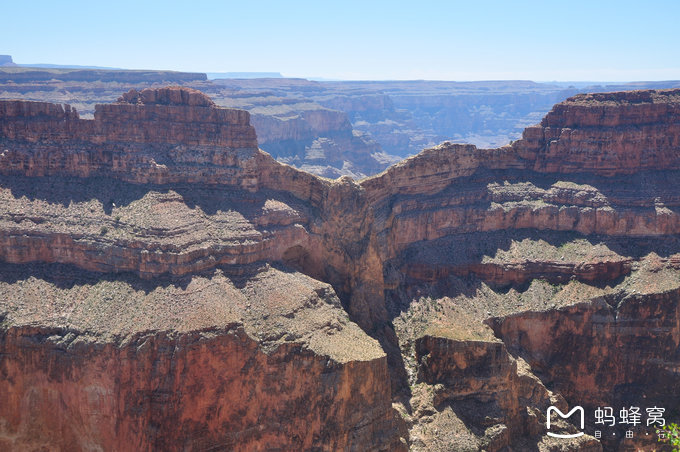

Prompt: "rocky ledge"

[0,87,404,451]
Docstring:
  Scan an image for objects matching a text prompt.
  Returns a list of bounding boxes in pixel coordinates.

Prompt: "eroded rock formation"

[0,87,403,451]
[2,87,680,451]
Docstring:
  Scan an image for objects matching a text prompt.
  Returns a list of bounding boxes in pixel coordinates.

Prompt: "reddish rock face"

[415,336,549,435]
[0,85,254,152]
[0,88,406,451]
[362,89,680,451]
[0,327,395,451]
[118,86,216,106]
[516,89,680,175]
[3,87,680,451]
[0,265,402,451]
[489,286,680,410]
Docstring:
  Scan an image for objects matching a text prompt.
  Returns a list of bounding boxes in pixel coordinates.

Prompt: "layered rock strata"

[0,264,400,451]
[0,87,403,451]
[3,87,680,451]
[212,80,393,179]
[370,89,680,451]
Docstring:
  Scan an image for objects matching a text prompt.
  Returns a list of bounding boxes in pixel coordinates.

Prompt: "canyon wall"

[367,89,680,451]
[0,87,404,451]
[0,264,402,452]
[210,78,394,178]
[518,89,680,174]
[3,87,680,450]
[0,85,254,143]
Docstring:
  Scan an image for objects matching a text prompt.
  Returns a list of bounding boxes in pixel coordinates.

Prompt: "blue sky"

[4,0,679,81]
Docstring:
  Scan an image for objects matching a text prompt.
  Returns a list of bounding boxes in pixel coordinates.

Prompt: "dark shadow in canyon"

[0,261,279,294]
[0,174,316,220]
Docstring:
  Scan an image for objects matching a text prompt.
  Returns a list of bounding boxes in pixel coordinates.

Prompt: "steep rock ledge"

[0,87,406,450]
[0,264,402,451]
[487,258,680,450]
[516,89,680,175]
[412,335,600,451]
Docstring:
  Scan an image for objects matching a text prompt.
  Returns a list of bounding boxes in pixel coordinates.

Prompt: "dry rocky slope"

[1,86,680,451]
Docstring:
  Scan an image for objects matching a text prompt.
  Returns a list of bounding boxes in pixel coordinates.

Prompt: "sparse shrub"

[100,226,109,235]
[658,423,680,451]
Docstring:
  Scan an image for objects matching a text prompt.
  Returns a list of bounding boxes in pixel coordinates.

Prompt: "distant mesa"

[0,66,206,83]
[206,71,283,79]
[0,55,16,67]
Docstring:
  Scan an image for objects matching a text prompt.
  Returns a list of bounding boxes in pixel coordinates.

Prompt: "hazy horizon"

[5,0,679,82]
[7,63,678,85]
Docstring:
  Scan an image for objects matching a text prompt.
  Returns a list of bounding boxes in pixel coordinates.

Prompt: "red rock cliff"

[0,87,406,451]
[515,89,680,174]
[361,88,680,451]
[1,87,256,148]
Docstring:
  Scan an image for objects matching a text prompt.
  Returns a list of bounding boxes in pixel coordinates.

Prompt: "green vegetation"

[658,423,680,451]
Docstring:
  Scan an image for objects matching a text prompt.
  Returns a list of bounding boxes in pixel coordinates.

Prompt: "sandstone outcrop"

[363,89,680,451]
[0,264,400,451]
[0,88,405,451]
[413,335,601,451]
[486,257,680,451]
[518,89,680,175]
[3,87,680,451]
[0,87,255,148]
[0,55,15,67]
